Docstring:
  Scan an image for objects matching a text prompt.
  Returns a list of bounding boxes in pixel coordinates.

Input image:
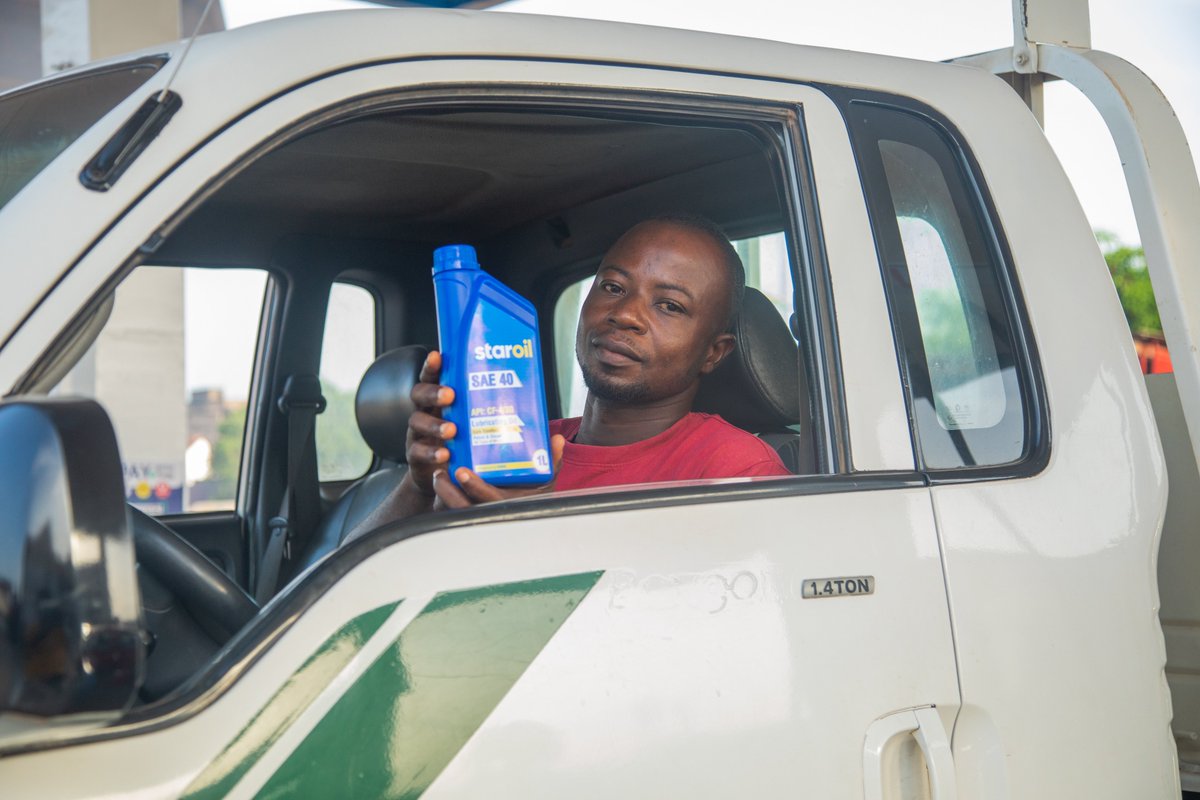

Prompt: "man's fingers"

[418,350,442,385]
[410,348,450,411]
[432,470,471,509]
[414,351,455,414]
[409,442,450,466]
[404,354,454,498]
[410,382,455,410]
[454,469,505,503]
[409,411,456,440]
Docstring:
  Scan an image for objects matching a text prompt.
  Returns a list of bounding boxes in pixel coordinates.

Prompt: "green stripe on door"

[252,571,603,800]
[181,601,400,800]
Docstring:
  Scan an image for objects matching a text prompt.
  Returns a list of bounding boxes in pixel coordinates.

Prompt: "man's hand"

[432,435,565,509]
[406,349,564,509]
[405,350,457,496]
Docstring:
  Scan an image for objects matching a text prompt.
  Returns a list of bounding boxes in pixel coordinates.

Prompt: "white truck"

[0,5,1197,798]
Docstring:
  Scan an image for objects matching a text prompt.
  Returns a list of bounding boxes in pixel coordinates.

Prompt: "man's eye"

[600,281,622,295]
[658,300,685,314]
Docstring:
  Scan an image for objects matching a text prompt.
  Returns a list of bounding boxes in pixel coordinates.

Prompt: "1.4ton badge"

[802,576,875,599]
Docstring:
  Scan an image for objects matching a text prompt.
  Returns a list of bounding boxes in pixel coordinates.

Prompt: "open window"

[169,99,822,487]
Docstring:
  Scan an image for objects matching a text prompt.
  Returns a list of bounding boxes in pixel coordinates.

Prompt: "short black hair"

[645,213,745,332]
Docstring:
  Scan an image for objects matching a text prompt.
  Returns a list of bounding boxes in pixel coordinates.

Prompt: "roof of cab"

[101,7,1004,117]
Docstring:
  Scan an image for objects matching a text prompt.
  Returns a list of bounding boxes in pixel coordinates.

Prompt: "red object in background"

[1134,334,1173,374]
[154,482,171,500]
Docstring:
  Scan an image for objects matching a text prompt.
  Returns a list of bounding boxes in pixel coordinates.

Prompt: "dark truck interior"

[47,97,820,705]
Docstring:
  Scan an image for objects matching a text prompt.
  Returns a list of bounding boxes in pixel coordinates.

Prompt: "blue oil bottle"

[433,244,553,486]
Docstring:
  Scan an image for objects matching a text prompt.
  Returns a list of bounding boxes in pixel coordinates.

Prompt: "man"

[375,215,789,519]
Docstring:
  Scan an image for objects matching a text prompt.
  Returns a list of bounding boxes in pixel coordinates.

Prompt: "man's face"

[575,221,734,406]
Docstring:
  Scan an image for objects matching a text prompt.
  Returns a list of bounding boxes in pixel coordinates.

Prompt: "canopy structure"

[367,1,510,6]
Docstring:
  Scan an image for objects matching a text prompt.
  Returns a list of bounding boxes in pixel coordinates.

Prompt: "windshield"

[0,57,164,210]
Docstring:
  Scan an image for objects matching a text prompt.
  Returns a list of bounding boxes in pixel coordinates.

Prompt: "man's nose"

[606,294,646,332]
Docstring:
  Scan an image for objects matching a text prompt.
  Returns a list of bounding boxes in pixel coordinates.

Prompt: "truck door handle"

[863,706,957,800]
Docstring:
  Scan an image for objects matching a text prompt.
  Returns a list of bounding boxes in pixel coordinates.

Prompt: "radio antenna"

[158,0,218,102]
[79,0,217,190]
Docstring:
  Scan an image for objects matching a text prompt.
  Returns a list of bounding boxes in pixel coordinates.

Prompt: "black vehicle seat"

[693,287,815,473]
[293,345,429,573]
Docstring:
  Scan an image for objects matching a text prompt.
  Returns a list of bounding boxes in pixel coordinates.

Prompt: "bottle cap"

[433,244,480,274]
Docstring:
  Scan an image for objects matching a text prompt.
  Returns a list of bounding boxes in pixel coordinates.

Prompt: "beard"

[578,359,654,404]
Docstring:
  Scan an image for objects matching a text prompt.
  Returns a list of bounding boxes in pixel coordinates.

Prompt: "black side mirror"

[0,397,143,720]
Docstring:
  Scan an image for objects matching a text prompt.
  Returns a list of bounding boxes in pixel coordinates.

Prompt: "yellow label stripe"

[476,461,535,472]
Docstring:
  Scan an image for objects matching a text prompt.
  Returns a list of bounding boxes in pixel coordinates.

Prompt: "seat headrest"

[354,345,429,463]
[693,287,803,431]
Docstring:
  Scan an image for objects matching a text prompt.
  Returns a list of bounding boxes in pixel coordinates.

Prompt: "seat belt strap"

[255,374,324,603]
[255,512,290,604]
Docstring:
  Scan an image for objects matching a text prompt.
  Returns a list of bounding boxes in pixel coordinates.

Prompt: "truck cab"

[0,8,1195,798]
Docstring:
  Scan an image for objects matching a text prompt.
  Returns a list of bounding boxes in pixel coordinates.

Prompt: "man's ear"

[698,333,736,375]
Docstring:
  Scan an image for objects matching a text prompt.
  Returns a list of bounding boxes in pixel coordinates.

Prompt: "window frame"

[823,86,1050,481]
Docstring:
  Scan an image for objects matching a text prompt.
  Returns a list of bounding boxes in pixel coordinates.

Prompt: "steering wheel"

[129,506,258,699]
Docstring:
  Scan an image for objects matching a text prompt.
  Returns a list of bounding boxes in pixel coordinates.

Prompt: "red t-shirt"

[549,412,790,491]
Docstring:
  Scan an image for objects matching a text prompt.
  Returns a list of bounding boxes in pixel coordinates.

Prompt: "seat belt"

[255,373,325,604]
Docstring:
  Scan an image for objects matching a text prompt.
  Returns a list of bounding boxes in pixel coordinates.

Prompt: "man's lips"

[591,335,642,365]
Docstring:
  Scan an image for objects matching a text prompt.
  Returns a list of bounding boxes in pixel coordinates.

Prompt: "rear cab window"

[837,94,1045,473]
[317,281,378,482]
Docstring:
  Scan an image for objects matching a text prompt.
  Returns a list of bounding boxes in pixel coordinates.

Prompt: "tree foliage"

[210,405,247,502]
[1097,231,1161,337]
